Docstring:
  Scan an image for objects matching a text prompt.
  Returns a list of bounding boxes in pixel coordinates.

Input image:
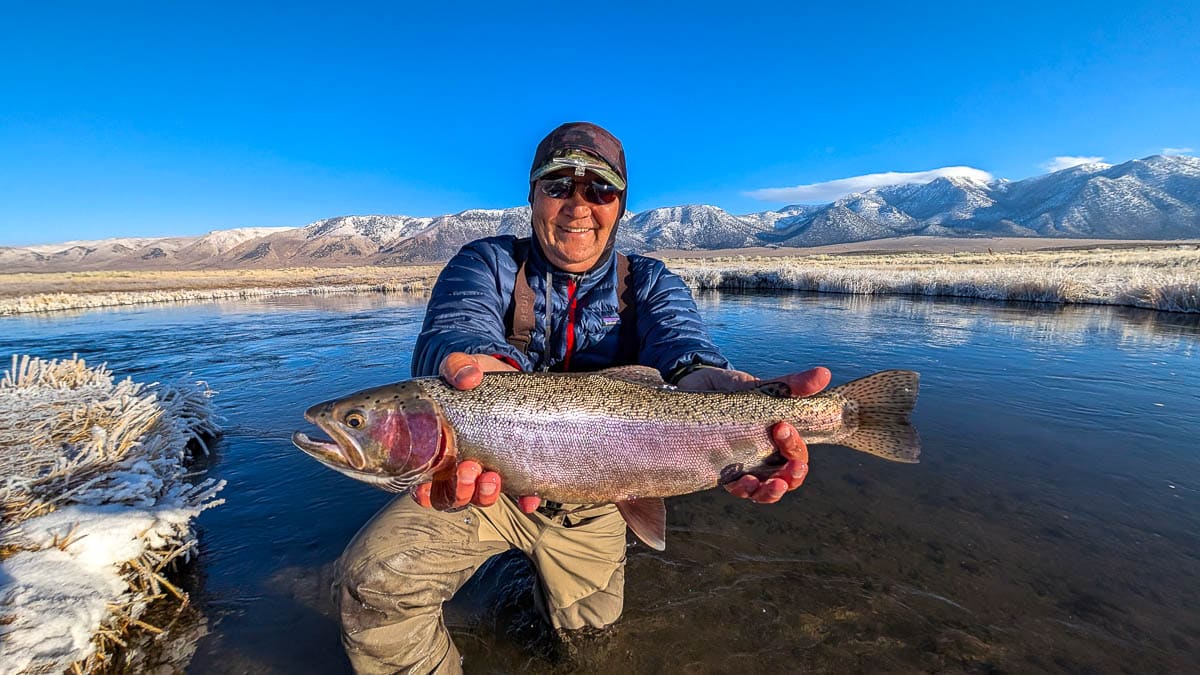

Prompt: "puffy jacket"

[411,236,730,379]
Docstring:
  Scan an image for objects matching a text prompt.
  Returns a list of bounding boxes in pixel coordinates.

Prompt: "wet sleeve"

[633,259,730,381]
[410,242,533,377]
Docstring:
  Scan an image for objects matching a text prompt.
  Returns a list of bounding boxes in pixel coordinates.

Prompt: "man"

[335,122,830,674]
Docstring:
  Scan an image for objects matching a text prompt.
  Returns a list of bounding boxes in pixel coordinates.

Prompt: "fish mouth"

[301,404,368,470]
[291,430,350,465]
[291,431,423,493]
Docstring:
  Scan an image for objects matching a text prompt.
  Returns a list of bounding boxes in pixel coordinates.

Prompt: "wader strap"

[506,259,537,353]
[506,252,636,356]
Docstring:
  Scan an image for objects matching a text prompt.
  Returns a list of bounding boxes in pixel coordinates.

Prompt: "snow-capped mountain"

[627,205,765,250]
[6,154,1199,271]
[770,154,1200,246]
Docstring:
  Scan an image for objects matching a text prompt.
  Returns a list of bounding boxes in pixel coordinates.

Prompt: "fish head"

[291,382,454,493]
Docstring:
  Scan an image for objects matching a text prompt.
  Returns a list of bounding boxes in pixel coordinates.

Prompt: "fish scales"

[409,371,855,503]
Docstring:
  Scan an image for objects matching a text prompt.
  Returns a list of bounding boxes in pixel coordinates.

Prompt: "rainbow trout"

[292,366,919,549]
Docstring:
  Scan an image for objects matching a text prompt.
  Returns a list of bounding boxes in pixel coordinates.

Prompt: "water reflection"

[1,291,1197,673]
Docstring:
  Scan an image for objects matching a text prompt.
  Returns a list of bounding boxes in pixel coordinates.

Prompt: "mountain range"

[3,154,1198,272]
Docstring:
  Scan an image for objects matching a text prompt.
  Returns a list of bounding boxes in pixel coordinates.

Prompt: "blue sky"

[1,1,1198,246]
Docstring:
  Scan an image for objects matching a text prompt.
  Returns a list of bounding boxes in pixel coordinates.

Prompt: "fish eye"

[345,412,366,429]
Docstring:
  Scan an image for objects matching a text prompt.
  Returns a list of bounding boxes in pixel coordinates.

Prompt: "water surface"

[2,292,1198,673]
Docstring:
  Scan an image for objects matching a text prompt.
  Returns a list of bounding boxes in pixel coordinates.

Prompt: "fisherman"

[335,122,831,673]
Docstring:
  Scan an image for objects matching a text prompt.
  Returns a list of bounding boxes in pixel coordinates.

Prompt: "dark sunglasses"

[538,176,621,205]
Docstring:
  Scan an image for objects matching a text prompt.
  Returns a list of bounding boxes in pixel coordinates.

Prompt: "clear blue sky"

[2,1,1198,246]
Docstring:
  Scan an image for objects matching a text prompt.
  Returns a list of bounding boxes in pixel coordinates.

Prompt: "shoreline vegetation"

[0,355,222,673]
[1,239,1198,315]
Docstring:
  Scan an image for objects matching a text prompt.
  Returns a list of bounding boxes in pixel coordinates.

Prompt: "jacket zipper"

[563,277,578,371]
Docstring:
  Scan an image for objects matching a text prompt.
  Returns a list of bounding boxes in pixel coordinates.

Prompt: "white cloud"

[1162,147,1194,156]
[1041,155,1105,172]
[743,166,994,203]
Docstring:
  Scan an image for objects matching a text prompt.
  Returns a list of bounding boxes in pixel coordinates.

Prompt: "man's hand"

[677,365,832,504]
[413,353,543,513]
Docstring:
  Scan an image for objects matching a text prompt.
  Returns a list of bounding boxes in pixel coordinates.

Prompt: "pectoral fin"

[615,497,667,551]
[428,458,460,510]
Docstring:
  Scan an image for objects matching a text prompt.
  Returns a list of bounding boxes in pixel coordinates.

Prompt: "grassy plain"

[1,239,1198,315]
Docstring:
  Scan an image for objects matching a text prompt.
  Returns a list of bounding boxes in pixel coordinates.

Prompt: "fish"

[292,366,920,550]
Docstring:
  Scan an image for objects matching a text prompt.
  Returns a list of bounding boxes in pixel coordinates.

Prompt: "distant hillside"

[4,154,1198,272]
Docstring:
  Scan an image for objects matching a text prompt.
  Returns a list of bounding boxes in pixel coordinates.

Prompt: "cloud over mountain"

[744,166,994,203]
[1041,156,1107,172]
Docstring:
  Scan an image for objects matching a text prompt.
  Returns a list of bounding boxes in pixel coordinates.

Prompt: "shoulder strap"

[506,244,537,354]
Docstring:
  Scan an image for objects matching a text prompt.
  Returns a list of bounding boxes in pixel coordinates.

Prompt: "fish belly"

[450,412,776,503]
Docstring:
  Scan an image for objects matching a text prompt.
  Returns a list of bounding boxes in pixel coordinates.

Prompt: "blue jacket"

[411,236,730,379]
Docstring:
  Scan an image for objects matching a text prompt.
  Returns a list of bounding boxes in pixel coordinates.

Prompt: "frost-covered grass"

[666,247,1200,313]
[0,355,223,674]
[0,266,439,316]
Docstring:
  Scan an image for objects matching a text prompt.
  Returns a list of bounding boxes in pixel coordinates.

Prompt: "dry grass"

[0,355,223,674]
[0,266,440,315]
[665,247,1200,313]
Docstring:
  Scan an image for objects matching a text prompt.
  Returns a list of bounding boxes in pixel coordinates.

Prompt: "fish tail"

[828,370,921,463]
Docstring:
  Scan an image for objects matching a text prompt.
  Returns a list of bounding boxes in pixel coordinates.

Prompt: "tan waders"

[335,494,627,674]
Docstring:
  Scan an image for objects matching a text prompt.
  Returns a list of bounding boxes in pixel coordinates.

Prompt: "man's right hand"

[412,353,543,513]
[438,352,516,390]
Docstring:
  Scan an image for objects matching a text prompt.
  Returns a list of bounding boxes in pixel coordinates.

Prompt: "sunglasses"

[538,176,621,205]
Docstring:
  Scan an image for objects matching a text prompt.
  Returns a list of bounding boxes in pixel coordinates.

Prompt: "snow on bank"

[0,355,223,674]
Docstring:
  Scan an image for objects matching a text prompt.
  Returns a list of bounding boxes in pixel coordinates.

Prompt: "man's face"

[531,170,622,273]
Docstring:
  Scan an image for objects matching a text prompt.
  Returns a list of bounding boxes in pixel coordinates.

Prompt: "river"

[2,291,1197,672]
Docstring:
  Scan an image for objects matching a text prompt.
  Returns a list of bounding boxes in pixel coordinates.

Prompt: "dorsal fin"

[598,365,667,387]
[615,497,667,550]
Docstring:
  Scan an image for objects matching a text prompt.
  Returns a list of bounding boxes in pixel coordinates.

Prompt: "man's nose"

[566,202,593,220]
[565,185,592,212]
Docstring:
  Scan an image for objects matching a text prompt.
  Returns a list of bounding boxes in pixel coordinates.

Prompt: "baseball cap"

[528,122,627,191]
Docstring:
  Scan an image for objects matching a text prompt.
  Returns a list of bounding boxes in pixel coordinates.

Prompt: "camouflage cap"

[530,149,626,190]
[529,122,628,191]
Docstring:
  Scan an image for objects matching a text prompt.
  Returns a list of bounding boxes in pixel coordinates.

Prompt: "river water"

[2,291,1198,673]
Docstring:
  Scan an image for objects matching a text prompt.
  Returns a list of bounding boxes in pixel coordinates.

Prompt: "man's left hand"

[676,366,831,504]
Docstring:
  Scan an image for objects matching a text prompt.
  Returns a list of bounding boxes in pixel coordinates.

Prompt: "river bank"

[0,355,222,674]
[1,240,1197,315]
[667,244,1200,312]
